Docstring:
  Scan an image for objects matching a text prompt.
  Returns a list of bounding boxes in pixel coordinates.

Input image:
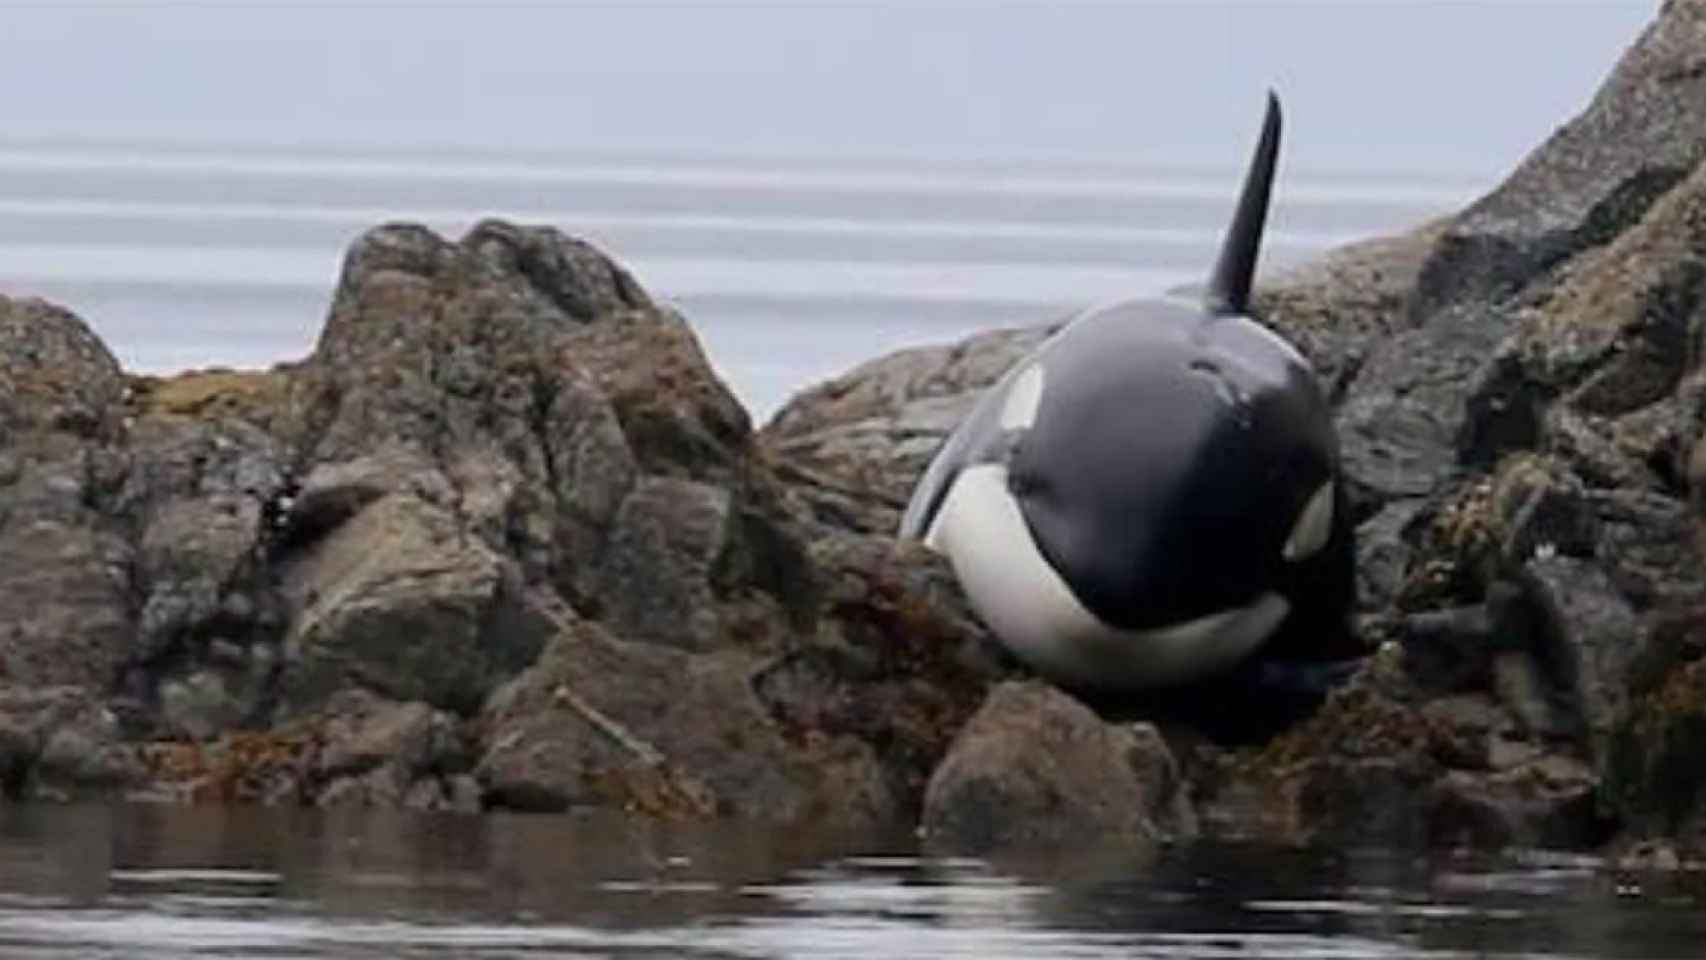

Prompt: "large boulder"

[279,220,816,674]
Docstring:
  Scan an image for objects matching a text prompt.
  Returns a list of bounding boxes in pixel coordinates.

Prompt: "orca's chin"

[927,463,1289,693]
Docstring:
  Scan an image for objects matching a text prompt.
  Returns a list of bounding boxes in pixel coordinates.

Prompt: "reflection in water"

[0,804,1701,958]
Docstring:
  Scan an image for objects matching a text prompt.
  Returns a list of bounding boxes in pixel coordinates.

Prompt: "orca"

[898,92,1357,697]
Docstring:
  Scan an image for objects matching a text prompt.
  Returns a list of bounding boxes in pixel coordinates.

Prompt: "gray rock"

[921,681,1188,854]
[0,295,127,445]
[135,495,264,662]
[755,533,1010,809]
[1355,498,1426,612]
[1604,651,1706,850]
[0,520,133,690]
[760,323,1058,533]
[283,446,447,542]
[0,297,135,692]
[1426,758,1604,850]
[283,222,645,608]
[1335,304,1514,507]
[1592,488,1697,607]
[1253,220,1448,398]
[1518,555,1646,762]
[305,688,469,808]
[593,477,730,651]
[478,600,897,830]
[1414,0,1706,316]
[279,493,548,713]
[0,685,136,800]
[158,670,246,742]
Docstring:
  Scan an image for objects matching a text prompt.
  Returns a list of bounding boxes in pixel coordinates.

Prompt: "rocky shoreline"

[3,0,1706,864]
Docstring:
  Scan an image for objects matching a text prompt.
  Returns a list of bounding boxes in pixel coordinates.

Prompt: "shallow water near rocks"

[0,805,1700,959]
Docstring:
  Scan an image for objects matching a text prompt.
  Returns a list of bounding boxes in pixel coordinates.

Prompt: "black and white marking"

[899,92,1356,695]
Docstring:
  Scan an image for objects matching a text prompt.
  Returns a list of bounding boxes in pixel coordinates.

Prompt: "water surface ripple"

[0,805,1700,959]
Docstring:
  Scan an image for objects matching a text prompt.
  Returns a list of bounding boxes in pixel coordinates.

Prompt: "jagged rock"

[1253,220,1449,399]
[921,681,1192,854]
[756,533,1010,812]
[1355,499,1426,613]
[478,600,897,829]
[591,476,732,652]
[1414,0,1706,316]
[1199,644,1607,848]
[306,689,474,811]
[0,297,133,692]
[278,492,548,714]
[0,685,136,800]
[1427,757,1604,849]
[0,295,127,444]
[282,219,812,665]
[1518,555,1646,762]
[1592,488,1697,608]
[1607,653,1706,853]
[0,521,133,691]
[282,221,644,610]
[102,391,294,725]
[158,670,247,742]
[1335,304,1516,509]
[134,496,263,662]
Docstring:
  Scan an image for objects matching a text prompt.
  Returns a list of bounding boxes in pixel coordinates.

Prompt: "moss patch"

[126,367,293,427]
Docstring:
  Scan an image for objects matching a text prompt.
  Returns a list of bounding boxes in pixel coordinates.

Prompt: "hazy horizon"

[0,3,1658,177]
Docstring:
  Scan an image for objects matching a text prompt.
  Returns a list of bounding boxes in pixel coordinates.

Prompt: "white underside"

[926,464,1290,692]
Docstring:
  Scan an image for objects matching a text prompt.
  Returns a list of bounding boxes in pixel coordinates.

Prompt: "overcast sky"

[0,2,1659,175]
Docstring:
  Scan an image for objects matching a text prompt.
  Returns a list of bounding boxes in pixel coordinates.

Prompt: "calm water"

[0,804,1701,960]
[0,143,1473,420]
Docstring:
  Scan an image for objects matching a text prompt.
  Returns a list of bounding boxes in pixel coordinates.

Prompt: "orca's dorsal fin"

[1203,90,1282,317]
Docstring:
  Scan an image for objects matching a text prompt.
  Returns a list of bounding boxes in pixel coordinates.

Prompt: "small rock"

[159,670,244,742]
[921,681,1181,854]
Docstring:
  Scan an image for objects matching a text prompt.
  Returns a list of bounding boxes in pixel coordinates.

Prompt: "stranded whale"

[898,92,1356,697]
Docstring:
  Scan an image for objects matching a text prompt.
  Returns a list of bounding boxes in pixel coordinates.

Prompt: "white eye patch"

[1283,480,1334,562]
[999,365,1045,430]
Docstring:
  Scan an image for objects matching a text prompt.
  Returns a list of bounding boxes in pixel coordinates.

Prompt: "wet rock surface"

[1,0,1705,859]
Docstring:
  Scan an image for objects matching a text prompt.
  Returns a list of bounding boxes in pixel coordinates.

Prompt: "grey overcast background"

[1,2,1656,173]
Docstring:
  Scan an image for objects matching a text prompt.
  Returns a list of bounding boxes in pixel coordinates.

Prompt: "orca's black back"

[1008,306,1337,632]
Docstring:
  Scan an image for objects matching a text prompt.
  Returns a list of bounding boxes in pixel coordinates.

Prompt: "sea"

[0,140,1475,421]
[0,2,1688,956]
[0,804,1702,960]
